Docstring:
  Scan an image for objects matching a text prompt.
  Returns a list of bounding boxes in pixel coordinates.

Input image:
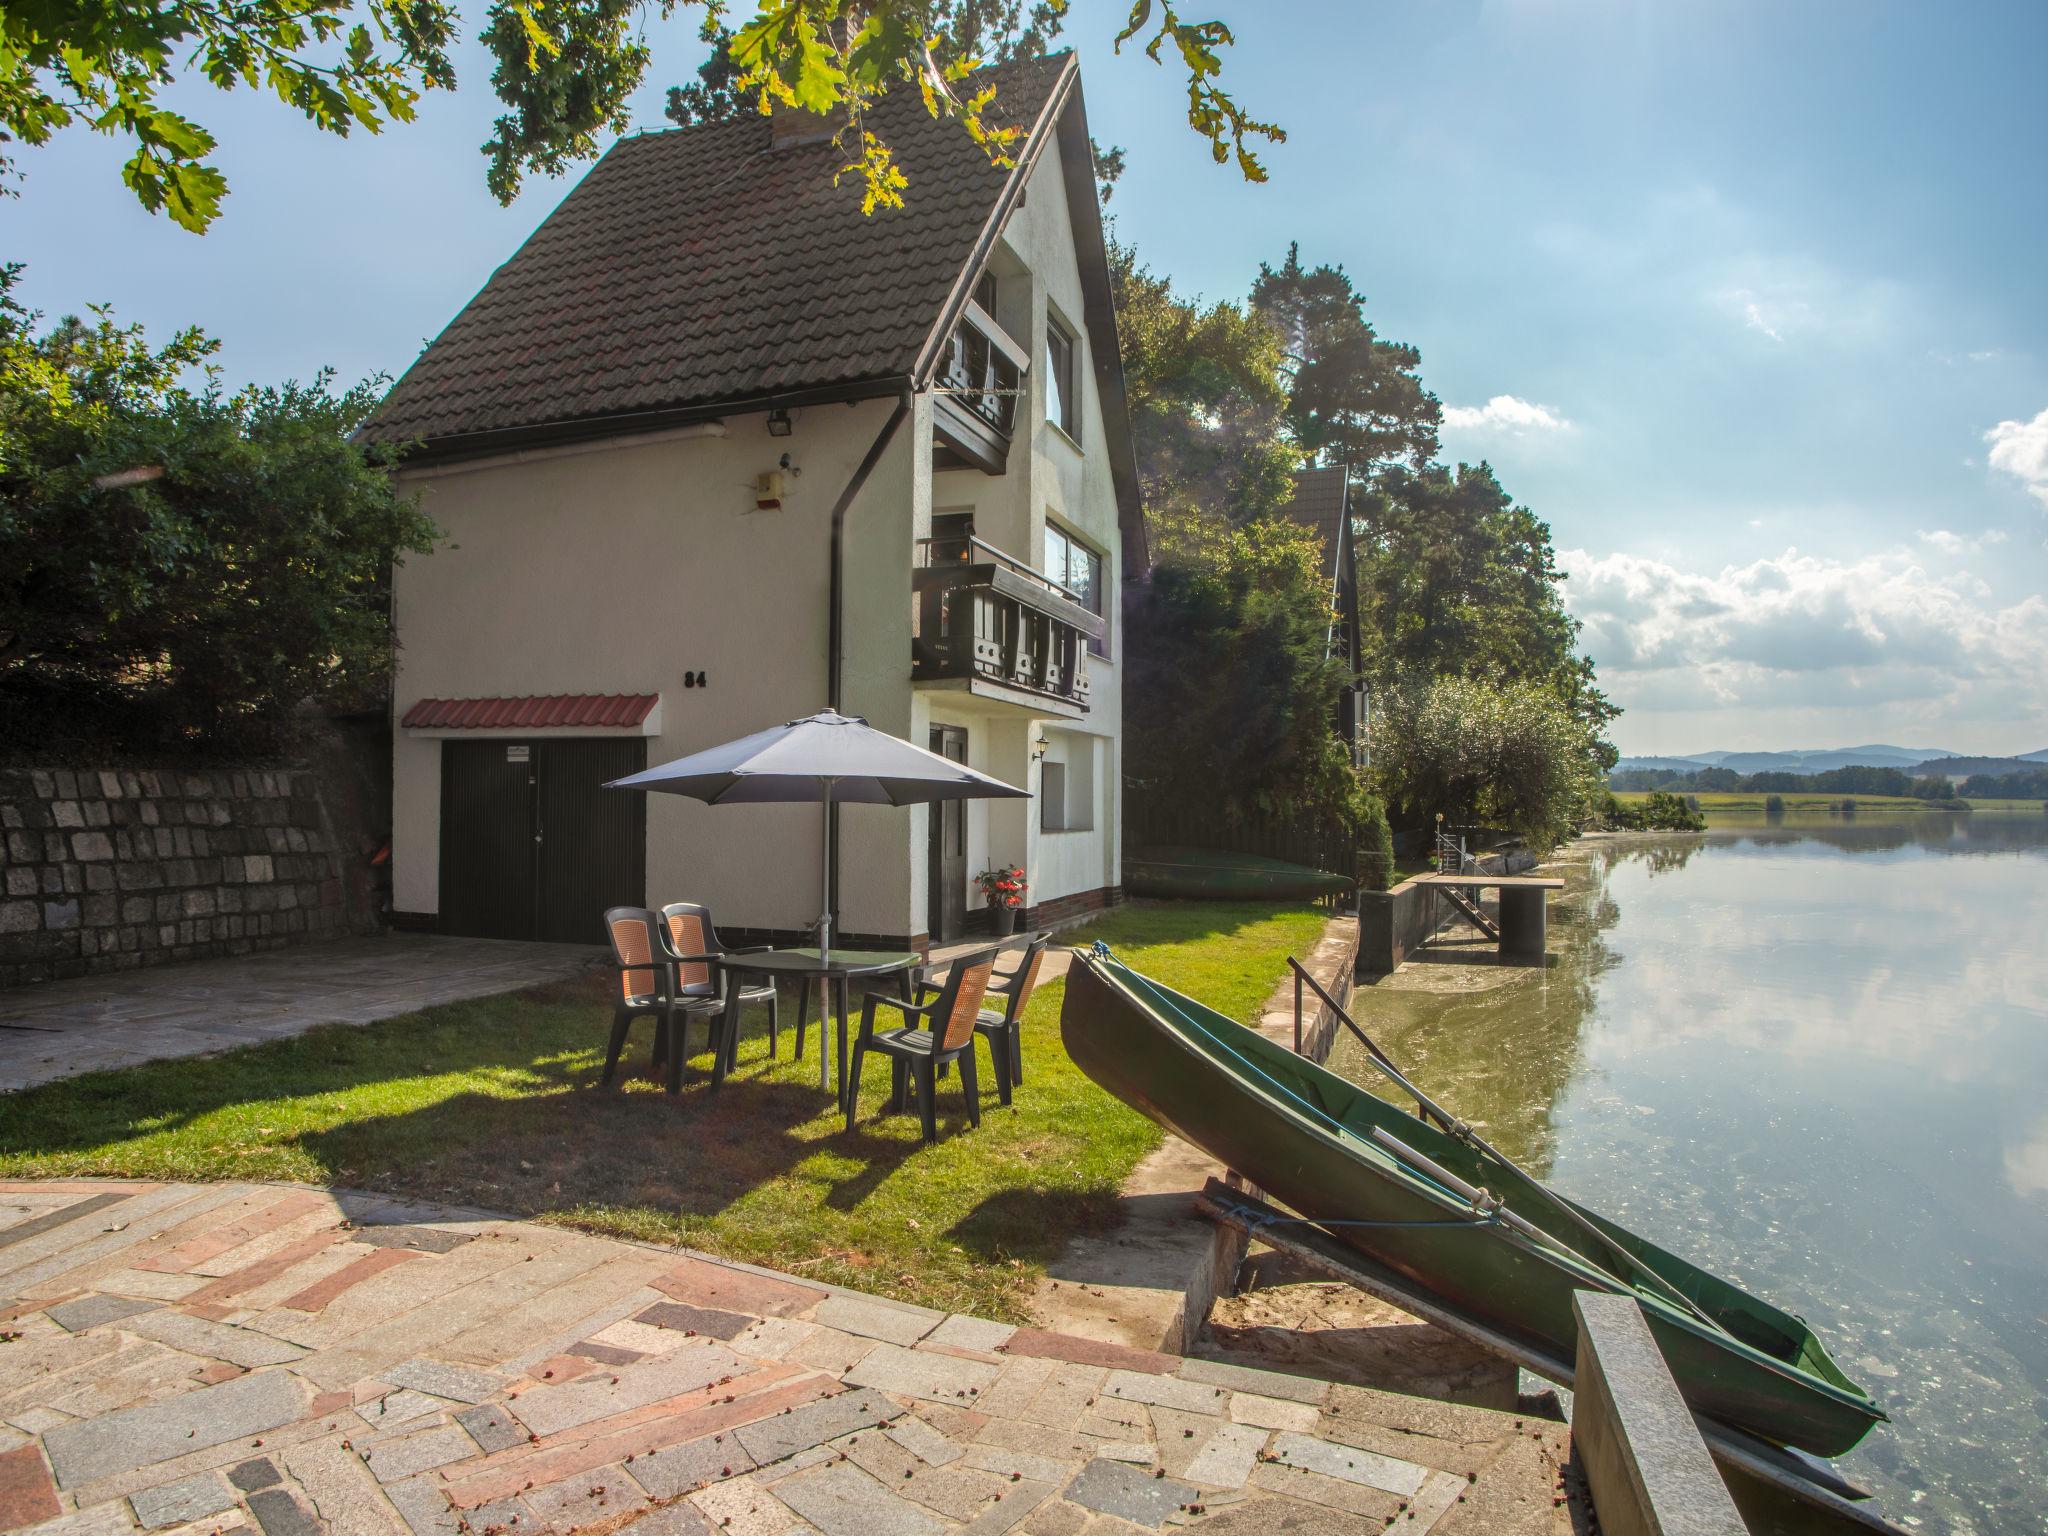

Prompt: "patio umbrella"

[606,709,1029,958]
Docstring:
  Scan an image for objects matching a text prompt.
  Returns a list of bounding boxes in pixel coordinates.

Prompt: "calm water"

[1329,815,2048,1535]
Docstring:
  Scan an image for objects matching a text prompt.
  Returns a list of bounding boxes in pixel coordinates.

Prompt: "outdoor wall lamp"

[766,408,795,437]
[1031,732,1050,760]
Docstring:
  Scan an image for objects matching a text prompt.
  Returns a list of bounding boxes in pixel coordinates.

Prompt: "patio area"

[0,936,600,1094]
[0,1179,1571,1535]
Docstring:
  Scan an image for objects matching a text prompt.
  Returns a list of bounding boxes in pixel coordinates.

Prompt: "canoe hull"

[1059,952,1883,1458]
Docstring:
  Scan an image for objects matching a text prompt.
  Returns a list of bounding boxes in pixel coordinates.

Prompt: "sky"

[9,0,2046,756]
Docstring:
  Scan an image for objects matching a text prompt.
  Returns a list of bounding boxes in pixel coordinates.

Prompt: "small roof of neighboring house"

[1280,466,1351,581]
[400,694,659,730]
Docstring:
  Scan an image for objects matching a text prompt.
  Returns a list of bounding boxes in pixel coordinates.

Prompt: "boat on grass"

[1124,846,1353,902]
[1059,944,1886,1459]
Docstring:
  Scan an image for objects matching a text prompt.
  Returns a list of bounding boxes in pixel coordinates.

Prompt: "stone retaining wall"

[0,767,347,987]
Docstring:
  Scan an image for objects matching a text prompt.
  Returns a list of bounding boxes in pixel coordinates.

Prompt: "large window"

[1045,317,1078,440]
[1044,522,1105,656]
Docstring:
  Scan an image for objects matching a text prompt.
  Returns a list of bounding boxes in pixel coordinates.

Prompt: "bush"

[0,271,439,756]
[1375,674,1605,851]
[1352,789,1394,890]
[1600,790,1705,832]
[1764,794,1785,817]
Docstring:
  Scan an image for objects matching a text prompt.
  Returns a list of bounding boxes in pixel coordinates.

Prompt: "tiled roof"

[360,55,1070,451]
[400,694,659,729]
[1280,466,1349,577]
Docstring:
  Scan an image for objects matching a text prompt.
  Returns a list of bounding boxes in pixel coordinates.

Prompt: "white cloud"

[1984,406,2048,508]
[1560,544,2048,730]
[1917,528,2008,554]
[1441,395,1573,434]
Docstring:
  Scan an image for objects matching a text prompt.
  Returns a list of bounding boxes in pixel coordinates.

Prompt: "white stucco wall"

[391,396,922,938]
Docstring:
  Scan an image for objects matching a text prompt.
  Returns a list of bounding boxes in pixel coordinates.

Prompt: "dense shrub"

[1599,791,1706,832]
[0,271,438,757]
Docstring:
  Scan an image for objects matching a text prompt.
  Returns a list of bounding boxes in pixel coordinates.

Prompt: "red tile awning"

[401,694,659,730]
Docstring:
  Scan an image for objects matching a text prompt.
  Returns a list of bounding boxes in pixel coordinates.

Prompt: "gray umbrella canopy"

[606,710,1028,955]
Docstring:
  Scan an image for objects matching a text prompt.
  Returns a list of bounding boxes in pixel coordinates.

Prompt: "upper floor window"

[1045,316,1079,441]
[974,271,997,313]
[1045,522,1106,656]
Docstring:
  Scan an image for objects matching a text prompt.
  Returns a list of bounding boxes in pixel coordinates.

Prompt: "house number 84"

[683,671,708,688]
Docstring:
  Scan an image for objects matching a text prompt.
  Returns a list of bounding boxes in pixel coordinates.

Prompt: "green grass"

[0,900,1326,1320]
[1611,790,2045,815]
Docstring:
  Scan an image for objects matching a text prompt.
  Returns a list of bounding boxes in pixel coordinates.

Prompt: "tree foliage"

[1251,242,1440,471]
[3,0,1276,232]
[1123,517,1361,826]
[0,269,439,755]
[1373,675,1606,850]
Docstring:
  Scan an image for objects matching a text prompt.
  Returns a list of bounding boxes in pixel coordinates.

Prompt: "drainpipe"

[823,388,914,940]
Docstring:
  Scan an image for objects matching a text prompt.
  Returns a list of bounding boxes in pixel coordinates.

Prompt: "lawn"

[0,900,1327,1320]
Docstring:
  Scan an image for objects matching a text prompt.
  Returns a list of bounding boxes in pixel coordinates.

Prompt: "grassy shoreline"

[0,900,1326,1319]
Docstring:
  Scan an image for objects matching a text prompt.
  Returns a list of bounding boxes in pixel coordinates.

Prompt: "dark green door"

[437,738,645,943]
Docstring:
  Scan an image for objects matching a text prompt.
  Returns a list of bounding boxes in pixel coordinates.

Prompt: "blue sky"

[10,0,2046,754]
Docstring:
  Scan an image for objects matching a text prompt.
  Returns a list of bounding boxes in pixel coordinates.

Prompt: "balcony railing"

[912,537,1104,711]
[931,302,1029,474]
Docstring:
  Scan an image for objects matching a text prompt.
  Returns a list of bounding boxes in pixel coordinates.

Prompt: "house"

[1279,466,1368,765]
[358,52,1142,950]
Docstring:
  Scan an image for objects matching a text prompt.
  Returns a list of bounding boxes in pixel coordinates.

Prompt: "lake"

[1328,813,2048,1535]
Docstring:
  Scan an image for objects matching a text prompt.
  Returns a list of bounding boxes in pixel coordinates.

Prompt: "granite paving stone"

[1178,1424,1266,1489]
[772,1463,946,1536]
[883,1414,964,1467]
[0,1441,63,1529]
[126,1471,237,1530]
[1060,1460,1198,1528]
[278,1438,410,1536]
[40,1366,308,1488]
[244,1486,321,1536]
[1267,1429,1428,1496]
[732,1388,904,1467]
[520,1461,650,1530]
[224,1458,280,1493]
[812,1295,941,1348]
[638,1301,755,1341]
[843,1342,1001,1405]
[0,1183,1575,1536]
[359,1423,476,1484]
[377,1360,505,1406]
[623,1430,760,1499]
[450,1402,526,1454]
[45,1298,161,1334]
[925,1316,1017,1357]
[509,1340,743,1437]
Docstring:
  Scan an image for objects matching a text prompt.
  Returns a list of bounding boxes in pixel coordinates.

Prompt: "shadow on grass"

[945,1183,1128,1267]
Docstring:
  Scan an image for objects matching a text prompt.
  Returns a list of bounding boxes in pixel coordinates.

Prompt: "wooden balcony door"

[927,725,968,942]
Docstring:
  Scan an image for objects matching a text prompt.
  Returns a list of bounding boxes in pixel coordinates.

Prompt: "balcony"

[931,301,1029,475]
[912,536,1103,716]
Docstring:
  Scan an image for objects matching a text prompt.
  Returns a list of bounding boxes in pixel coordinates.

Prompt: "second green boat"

[1059,945,1886,1459]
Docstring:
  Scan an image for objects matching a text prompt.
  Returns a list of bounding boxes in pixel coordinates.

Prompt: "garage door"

[438,738,647,943]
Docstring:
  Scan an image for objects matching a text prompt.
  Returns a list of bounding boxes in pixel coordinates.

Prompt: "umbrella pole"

[818,777,835,962]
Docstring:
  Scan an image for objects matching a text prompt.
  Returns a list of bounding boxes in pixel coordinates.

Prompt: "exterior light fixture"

[766,408,794,437]
[1031,732,1050,761]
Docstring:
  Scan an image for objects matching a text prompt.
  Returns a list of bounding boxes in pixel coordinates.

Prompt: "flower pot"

[991,904,1018,937]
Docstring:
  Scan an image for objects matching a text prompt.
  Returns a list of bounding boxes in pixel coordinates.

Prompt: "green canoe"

[1060,946,1886,1459]
[1124,846,1354,902]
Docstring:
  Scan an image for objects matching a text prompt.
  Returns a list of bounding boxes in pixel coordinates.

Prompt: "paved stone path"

[0,937,598,1093]
[0,1182,1573,1535]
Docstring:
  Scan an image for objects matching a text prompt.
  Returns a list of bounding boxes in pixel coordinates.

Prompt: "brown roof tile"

[361,55,1070,450]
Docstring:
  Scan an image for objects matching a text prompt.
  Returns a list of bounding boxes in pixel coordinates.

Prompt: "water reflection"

[1330,815,2048,1536]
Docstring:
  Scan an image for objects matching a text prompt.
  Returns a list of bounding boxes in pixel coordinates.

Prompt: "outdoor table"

[718,948,921,1110]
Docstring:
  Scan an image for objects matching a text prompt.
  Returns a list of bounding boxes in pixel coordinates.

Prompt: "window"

[1039,762,1067,832]
[1044,522,1106,656]
[1045,317,1078,440]
[974,271,997,313]
[1039,737,1096,832]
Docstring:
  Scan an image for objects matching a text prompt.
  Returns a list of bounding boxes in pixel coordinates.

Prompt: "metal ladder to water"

[1434,829,1500,940]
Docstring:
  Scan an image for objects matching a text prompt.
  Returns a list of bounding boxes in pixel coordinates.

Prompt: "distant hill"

[2023,748,2048,764]
[1910,756,2048,779]
[1615,745,1955,777]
